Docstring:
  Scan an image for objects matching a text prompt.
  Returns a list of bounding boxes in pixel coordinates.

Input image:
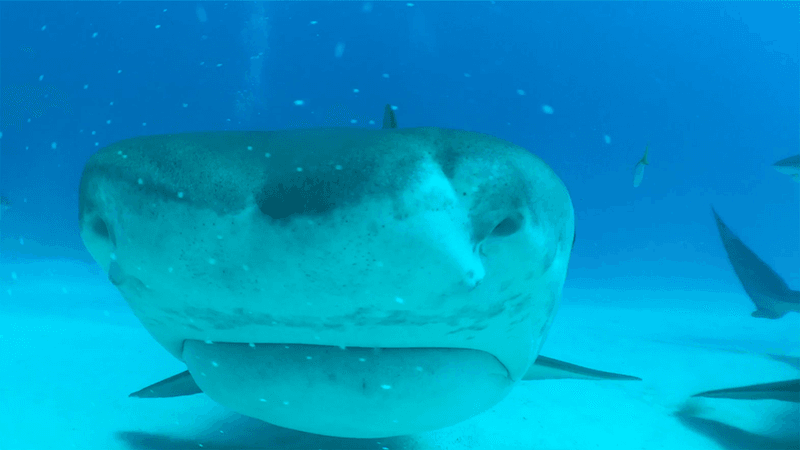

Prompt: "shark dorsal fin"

[382,104,397,129]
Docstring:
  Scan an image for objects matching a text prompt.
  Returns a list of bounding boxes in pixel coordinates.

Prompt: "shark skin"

[80,107,637,438]
[712,208,800,319]
[693,379,800,403]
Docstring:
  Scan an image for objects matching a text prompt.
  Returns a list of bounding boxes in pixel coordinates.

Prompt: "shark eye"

[490,213,523,237]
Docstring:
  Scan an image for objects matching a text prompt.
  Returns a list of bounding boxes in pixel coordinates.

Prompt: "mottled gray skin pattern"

[79,126,574,437]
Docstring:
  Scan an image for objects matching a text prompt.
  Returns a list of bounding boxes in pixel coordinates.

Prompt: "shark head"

[773,154,800,182]
[79,125,575,437]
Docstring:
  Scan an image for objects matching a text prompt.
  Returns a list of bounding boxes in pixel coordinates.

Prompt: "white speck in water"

[283,401,290,405]
[19,238,24,245]
[296,167,303,172]
[204,340,213,344]
[182,103,188,108]
[211,361,218,367]
[382,73,390,78]
[39,75,44,81]
[369,120,375,125]
[395,297,404,304]
[335,165,342,170]
[155,24,161,29]
[381,384,392,390]
[177,192,184,198]
[310,20,318,25]
[353,88,360,93]
[84,84,89,89]
[11,272,18,280]
[208,258,216,265]
[142,122,147,126]
[118,70,122,74]
[242,265,250,271]
[259,398,267,402]
[517,89,526,95]
[293,99,304,106]
[542,104,554,114]
[416,366,423,371]
[359,358,366,362]
[216,235,223,239]
[92,32,98,38]
[350,119,357,124]
[464,73,471,77]
[137,178,144,185]
[110,253,117,261]
[306,356,313,360]
[247,146,253,151]
[168,267,174,273]
[604,134,611,144]
[106,119,111,124]
[41,25,47,31]
[51,142,57,149]
[264,153,271,158]
[249,343,255,348]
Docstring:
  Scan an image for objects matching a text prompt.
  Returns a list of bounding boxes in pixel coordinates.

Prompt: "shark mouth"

[170,340,515,438]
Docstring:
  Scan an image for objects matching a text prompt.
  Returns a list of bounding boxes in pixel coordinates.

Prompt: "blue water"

[0,2,798,448]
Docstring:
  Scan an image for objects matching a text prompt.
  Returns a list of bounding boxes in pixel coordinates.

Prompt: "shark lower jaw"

[182,340,515,438]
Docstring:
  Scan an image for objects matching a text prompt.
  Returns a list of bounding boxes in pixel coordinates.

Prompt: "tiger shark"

[79,106,638,438]
[772,154,800,182]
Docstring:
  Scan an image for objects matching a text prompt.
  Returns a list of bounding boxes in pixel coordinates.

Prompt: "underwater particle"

[353,88,359,93]
[358,358,366,362]
[407,2,414,6]
[38,75,44,81]
[109,101,114,106]
[92,131,96,135]
[464,73,471,77]
[604,134,611,144]
[242,265,250,271]
[216,63,222,67]
[369,120,375,125]
[92,32,98,38]
[395,297,404,304]
[310,20,318,25]
[208,258,216,265]
[381,384,392,389]
[137,178,143,185]
[177,192,184,198]
[19,238,24,245]
[41,25,47,31]
[335,165,342,170]
[390,105,398,111]
[118,70,122,74]
[246,145,253,151]
[211,361,219,367]
[106,119,111,124]
[293,99,304,106]
[335,42,346,58]
[542,104,554,114]
[516,89,525,95]
[259,398,266,402]
[11,272,17,280]
[182,103,188,108]
[382,73,390,78]
[204,339,213,344]
[350,119,357,124]
[264,153,271,158]
[51,142,56,149]
[155,24,161,29]
[283,401,289,405]
[84,84,89,89]
[296,167,303,172]
[142,123,147,126]
[0,132,2,139]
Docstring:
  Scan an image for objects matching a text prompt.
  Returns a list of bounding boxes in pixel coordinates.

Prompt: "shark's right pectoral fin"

[129,370,202,398]
[523,355,642,381]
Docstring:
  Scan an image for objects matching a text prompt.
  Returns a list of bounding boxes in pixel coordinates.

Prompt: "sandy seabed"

[1,256,798,450]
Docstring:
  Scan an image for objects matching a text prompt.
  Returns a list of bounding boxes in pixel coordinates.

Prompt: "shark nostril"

[490,213,523,237]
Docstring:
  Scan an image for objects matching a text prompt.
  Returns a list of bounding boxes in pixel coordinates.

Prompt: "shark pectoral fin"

[129,370,202,398]
[382,104,397,129]
[692,379,800,402]
[523,355,642,381]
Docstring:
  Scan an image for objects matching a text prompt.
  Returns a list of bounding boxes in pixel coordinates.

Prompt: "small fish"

[772,154,799,183]
[632,143,649,188]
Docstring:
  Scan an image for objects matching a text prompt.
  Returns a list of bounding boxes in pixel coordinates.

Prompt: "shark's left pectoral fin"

[523,355,642,381]
[129,370,202,398]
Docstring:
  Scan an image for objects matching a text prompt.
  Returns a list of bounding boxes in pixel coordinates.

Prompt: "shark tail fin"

[129,370,202,398]
[382,104,397,129]
[523,355,641,381]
